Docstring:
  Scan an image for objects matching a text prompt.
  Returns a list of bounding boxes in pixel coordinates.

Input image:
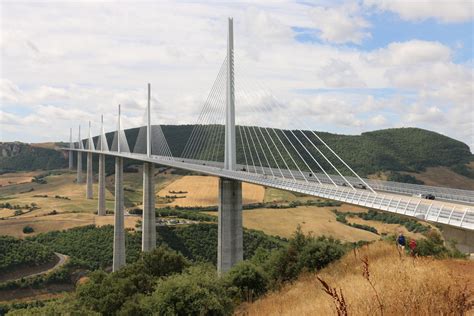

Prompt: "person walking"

[396,232,406,251]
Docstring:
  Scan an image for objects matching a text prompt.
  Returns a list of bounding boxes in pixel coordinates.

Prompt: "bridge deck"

[67,149,474,231]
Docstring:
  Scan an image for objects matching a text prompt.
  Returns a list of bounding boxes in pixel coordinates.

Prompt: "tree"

[141,265,233,316]
[226,261,268,302]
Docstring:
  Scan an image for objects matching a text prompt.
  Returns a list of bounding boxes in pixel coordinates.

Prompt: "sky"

[0,0,473,151]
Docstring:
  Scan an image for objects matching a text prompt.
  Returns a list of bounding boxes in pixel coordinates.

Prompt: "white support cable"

[241,124,258,173]
[263,127,296,181]
[271,128,308,182]
[288,130,327,185]
[244,125,266,174]
[238,62,367,191]
[237,126,250,172]
[237,76,327,185]
[206,70,227,162]
[182,57,227,159]
[250,126,275,177]
[199,62,227,162]
[255,126,286,179]
[187,62,226,161]
[299,131,356,191]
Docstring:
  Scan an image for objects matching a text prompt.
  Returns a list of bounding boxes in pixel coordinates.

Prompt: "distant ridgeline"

[1,127,472,180]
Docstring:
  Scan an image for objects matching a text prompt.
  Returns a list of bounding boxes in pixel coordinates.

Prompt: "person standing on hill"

[409,239,417,256]
[396,232,406,251]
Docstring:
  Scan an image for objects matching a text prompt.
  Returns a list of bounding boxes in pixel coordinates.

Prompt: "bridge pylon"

[68,128,73,170]
[218,17,243,275]
[142,83,156,252]
[98,115,106,216]
[76,125,83,184]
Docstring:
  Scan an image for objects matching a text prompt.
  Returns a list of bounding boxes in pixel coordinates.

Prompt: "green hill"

[1,127,472,179]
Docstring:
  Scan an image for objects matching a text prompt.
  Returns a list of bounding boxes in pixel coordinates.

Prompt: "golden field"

[240,241,474,315]
[158,175,265,207]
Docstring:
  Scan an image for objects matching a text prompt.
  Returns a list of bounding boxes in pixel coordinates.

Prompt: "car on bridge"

[354,183,367,190]
[415,193,436,200]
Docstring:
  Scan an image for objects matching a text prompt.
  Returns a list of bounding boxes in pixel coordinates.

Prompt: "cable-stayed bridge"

[65,18,474,273]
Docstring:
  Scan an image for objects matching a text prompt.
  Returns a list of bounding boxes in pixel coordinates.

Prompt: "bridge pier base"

[142,162,156,251]
[218,178,243,275]
[76,152,83,183]
[86,152,93,199]
[113,157,126,271]
[97,154,106,216]
[440,224,474,254]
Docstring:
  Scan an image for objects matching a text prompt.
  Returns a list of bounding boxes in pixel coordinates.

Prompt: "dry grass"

[403,166,474,190]
[0,213,140,238]
[0,171,43,186]
[158,175,265,207]
[240,242,474,315]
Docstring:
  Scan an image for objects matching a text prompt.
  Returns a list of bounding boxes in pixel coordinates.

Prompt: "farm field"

[158,175,265,207]
[0,212,140,238]
[0,171,43,187]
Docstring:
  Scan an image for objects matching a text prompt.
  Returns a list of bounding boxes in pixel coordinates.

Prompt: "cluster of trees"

[334,211,379,234]
[7,227,348,315]
[387,171,424,184]
[359,210,431,233]
[0,236,54,273]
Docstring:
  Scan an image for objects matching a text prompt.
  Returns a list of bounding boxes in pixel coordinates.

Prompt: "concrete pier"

[68,152,73,170]
[142,162,156,251]
[440,224,474,254]
[86,152,93,199]
[217,178,243,274]
[97,154,106,216]
[113,157,126,271]
[76,152,83,183]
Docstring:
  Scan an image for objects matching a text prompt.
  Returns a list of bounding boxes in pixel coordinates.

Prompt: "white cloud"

[0,1,472,151]
[364,0,474,23]
[310,3,371,44]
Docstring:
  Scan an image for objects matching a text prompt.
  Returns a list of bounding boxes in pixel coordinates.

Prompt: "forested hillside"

[0,142,67,173]
[2,127,472,178]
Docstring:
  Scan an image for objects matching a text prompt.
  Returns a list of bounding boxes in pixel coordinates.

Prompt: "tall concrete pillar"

[97,154,106,216]
[113,157,126,271]
[69,128,74,170]
[68,152,74,170]
[217,178,243,274]
[86,152,93,199]
[142,162,156,251]
[76,152,83,183]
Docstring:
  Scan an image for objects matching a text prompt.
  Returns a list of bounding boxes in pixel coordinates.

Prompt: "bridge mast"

[218,17,243,275]
[224,17,236,171]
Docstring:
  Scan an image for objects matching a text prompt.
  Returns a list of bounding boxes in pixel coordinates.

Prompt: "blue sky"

[1,0,473,150]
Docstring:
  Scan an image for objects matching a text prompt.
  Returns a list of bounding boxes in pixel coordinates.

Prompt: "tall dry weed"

[239,241,473,316]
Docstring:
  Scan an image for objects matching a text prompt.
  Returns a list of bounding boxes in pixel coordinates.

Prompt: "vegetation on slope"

[5,228,348,315]
[241,241,473,315]
[0,143,67,173]
[0,236,55,274]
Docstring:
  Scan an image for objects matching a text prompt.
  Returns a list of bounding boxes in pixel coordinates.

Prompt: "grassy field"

[0,213,140,238]
[0,171,43,187]
[240,241,474,315]
[158,175,265,207]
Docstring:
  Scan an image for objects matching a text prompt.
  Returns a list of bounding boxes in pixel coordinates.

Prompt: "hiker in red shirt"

[409,239,417,257]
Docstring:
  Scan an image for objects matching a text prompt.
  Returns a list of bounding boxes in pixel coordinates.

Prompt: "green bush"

[22,225,34,234]
[141,265,233,316]
[226,261,269,302]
